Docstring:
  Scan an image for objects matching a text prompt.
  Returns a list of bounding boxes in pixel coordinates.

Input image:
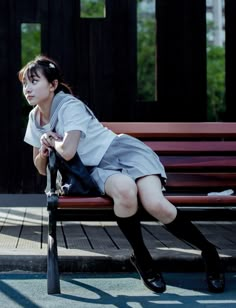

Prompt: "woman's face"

[22,69,55,107]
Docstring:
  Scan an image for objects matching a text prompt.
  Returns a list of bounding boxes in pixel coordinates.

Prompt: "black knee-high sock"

[116,211,154,270]
[165,209,215,253]
[165,209,222,272]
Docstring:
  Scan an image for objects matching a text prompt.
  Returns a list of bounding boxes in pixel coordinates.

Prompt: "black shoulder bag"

[48,149,101,196]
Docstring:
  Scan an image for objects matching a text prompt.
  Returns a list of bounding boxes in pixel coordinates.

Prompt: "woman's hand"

[40,131,62,149]
[40,130,80,161]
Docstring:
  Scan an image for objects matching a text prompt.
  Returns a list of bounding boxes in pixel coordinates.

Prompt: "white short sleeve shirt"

[24,95,117,166]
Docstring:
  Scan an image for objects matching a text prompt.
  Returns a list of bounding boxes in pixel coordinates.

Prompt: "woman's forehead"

[24,67,42,80]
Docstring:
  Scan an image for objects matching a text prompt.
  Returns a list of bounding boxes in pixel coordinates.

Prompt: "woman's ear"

[50,79,59,92]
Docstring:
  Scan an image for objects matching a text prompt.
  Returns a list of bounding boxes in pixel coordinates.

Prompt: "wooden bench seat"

[46,122,236,294]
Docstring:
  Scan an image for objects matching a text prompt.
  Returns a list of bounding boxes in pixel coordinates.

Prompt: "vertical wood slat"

[156,0,206,121]
[0,0,11,192]
[105,0,137,121]
[76,0,137,121]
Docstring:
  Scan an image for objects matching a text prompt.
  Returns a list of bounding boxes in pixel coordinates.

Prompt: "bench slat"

[56,195,236,209]
[102,122,236,138]
[58,196,112,208]
[145,141,236,154]
[167,195,236,205]
[167,172,236,188]
[161,156,236,169]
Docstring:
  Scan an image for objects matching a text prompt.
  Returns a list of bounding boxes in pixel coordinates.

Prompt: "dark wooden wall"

[0,0,235,193]
[156,0,207,121]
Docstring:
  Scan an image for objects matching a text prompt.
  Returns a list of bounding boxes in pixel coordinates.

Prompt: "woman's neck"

[38,96,54,126]
[39,111,49,126]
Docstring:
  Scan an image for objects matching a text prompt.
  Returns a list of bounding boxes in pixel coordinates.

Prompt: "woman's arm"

[53,130,81,160]
[40,130,81,161]
[33,147,48,176]
[34,130,81,175]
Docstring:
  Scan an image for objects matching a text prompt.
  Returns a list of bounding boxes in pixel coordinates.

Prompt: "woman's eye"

[32,79,37,84]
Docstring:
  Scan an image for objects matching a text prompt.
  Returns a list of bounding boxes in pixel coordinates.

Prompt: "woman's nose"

[24,84,32,93]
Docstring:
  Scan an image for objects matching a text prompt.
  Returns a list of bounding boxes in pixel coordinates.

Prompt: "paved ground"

[0,272,236,307]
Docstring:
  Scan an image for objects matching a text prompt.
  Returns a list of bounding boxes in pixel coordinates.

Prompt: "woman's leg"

[137,175,225,293]
[105,174,166,293]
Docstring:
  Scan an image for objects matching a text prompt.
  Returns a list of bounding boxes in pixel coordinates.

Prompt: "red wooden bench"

[46,122,236,294]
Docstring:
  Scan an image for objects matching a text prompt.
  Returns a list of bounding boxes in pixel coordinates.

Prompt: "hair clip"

[49,63,55,68]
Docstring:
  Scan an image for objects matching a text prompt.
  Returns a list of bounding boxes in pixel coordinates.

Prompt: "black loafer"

[206,272,225,293]
[130,254,166,293]
[202,250,225,293]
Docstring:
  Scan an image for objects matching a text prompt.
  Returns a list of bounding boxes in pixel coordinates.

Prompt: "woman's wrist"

[39,147,48,160]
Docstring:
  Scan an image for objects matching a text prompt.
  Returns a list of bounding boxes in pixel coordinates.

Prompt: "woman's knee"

[115,182,138,208]
[144,196,176,223]
[105,174,138,209]
[144,195,165,213]
[137,175,176,223]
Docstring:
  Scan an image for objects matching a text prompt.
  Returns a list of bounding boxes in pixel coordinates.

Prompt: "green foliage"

[21,23,41,128]
[137,1,156,101]
[207,46,225,121]
[80,0,105,18]
[137,16,155,101]
[206,21,225,121]
[21,24,41,66]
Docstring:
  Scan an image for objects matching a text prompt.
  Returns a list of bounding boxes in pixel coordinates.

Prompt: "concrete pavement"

[0,272,236,307]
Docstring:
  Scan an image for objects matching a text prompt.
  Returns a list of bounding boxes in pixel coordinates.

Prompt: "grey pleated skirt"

[89,134,167,194]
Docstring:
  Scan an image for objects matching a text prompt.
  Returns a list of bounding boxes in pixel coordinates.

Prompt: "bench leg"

[47,209,61,294]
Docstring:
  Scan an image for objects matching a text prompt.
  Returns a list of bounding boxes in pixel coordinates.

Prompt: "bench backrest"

[102,122,236,194]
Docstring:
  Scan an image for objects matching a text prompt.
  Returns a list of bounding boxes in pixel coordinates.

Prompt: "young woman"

[19,55,225,293]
